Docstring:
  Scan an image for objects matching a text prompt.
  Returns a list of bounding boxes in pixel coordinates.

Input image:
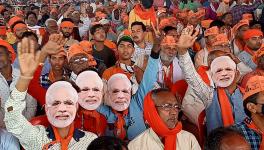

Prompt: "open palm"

[176,26,199,49]
[18,38,41,77]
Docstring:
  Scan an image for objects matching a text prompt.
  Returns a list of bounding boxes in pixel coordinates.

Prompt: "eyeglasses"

[156,104,181,111]
[71,57,88,64]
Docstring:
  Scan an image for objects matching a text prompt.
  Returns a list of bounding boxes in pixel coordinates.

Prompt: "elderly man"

[237,29,263,70]
[4,38,97,150]
[235,76,264,150]
[75,71,107,136]
[68,43,97,82]
[128,88,201,150]
[97,35,160,140]
[177,26,247,133]
[41,18,59,46]
[156,36,184,89]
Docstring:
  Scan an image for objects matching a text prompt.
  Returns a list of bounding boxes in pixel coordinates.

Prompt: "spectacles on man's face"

[71,57,88,64]
[156,103,181,111]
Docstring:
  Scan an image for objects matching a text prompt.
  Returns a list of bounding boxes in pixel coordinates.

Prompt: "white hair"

[210,56,236,73]
[107,73,131,91]
[45,18,57,27]
[76,71,103,90]
[45,81,78,106]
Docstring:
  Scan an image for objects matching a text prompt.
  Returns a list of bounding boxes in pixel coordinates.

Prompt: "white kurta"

[128,128,201,150]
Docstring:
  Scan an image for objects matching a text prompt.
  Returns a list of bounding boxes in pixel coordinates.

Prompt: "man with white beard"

[157,36,184,89]
[4,37,97,150]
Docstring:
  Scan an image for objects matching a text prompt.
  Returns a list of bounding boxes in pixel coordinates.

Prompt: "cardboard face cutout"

[210,56,236,88]
[45,81,78,128]
[107,74,131,111]
[76,71,103,110]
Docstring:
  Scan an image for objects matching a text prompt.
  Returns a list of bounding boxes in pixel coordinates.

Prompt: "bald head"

[205,127,250,150]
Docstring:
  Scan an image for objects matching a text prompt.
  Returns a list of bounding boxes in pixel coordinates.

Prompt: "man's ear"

[246,102,257,114]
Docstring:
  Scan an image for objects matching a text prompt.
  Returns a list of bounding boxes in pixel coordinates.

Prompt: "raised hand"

[176,25,199,55]
[18,38,41,78]
[41,33,67,55]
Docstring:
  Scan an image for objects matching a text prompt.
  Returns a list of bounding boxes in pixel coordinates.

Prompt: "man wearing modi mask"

[97,36,161,140]
[128,88,201,150]
[75,70,107,136]
[4,38,97,150]
[176,25,247,133]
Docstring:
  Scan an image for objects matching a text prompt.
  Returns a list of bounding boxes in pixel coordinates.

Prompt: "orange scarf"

[144,92,182,150]
[217,88,235,126]
[112,109,128,140]
[244,45,256,56]
[197,66,235,126]
[134,4,157,27]
[163,63,174,89]
[42,123,75,150]
[246,120,264,149]
[197,66,210,85]
[78,108,107,136]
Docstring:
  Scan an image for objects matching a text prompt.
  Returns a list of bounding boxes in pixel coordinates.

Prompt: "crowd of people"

[0,0,264,149]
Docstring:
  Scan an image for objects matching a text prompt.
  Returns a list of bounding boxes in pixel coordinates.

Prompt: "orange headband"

[161,36,177,46]
[201,19,213,29]
[13,23,27,32]
[205,26,219,37]
[212,34,229,46]
[60,21,74,28]
[243,29,263,40]
[242,13,253,21]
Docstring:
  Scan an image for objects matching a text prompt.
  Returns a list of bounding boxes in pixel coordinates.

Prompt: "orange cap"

[67,44,87,62]
[252,47,264,64]
[232,19,249,35]
[60,21,74,28]
[79,41,93,54]
[201,19,213,29]
[205,26,219,37]
[13,23,27,32]
[161,36,177,46]
[243,29,263,40]
[0,39,16,63]
[243,76,264,100]
[242,13,253,21]
[212,33,229,46]
[8,16,23,27]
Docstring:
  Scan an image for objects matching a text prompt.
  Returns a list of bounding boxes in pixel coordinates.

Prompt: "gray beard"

[160,52,175,64]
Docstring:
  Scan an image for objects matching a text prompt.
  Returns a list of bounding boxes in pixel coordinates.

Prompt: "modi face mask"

[45,81,78,128]
[210,56,236,88]
[76,71,103,110]
[107,74,132,111]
